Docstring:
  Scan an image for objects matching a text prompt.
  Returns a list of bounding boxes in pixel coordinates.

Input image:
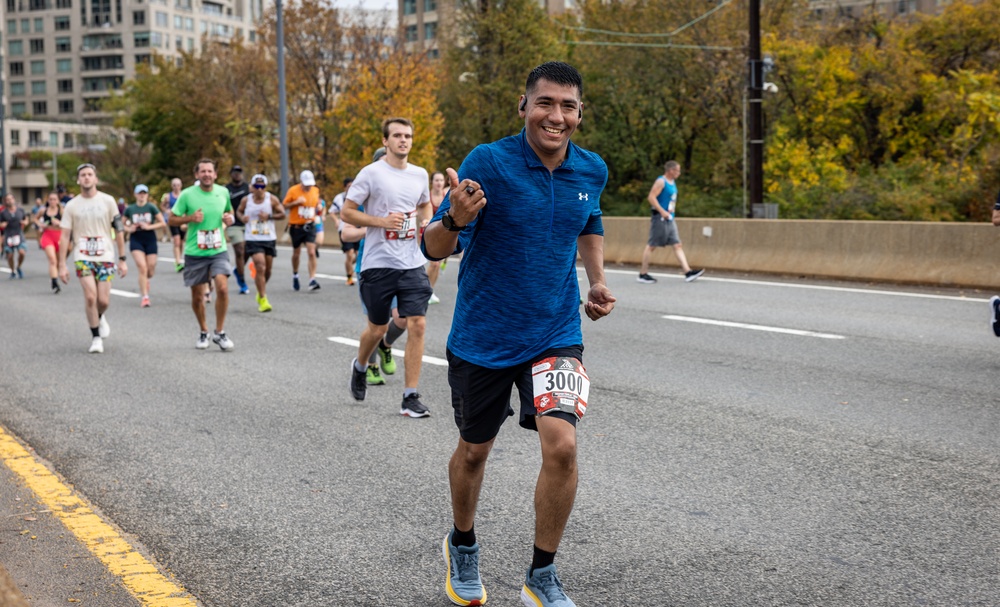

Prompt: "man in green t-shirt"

[168,158,236,351]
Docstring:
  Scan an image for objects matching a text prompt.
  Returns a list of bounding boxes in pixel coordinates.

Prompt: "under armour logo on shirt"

[578,193,588,201]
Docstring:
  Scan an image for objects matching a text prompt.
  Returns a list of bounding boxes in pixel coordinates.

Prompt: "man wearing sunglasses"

[57,163,129,354]
[237,174,285,312]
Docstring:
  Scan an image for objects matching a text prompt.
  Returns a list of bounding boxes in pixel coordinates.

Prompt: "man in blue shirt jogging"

[423,61,616,607]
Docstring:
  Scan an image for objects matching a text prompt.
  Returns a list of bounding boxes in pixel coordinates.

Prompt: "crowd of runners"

[4,60,998,607]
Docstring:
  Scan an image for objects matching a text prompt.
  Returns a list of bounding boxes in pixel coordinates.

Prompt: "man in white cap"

[282,169,322,291]
[236,173,285,312]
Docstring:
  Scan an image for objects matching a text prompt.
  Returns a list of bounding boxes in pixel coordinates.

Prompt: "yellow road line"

[0,426,197,607]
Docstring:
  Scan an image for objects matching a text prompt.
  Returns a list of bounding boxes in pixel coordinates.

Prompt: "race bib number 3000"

[531,356,590,420]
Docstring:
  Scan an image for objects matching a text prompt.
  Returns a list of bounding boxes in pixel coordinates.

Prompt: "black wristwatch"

[442,211,466,232]
[118,255,126,261]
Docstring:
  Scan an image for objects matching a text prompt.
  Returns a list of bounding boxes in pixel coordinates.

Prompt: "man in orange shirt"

[283,170,322,291]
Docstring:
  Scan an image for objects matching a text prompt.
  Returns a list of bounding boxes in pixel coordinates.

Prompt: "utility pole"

[747,0,763,217]
[276,0,290,196]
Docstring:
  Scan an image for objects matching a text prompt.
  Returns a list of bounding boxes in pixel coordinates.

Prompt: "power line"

[567,40,737,51]
[563,0,735,39]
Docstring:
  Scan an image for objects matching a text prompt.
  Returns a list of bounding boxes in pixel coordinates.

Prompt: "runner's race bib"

[78,236,106,257]
[385,211,417,241]
[197,228,222,250]
[250,220,271,236]
[5,235,20,247]
[531,356,590,420]
[131,212,152,226]
[299,206,315,220]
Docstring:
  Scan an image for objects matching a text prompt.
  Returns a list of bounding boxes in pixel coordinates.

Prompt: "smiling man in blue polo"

[423,61,616,607]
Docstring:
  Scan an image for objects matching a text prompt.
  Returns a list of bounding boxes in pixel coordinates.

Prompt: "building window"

[28,0,50,9]
[31,101,47,115]
[48,132,57,146]
[10,131,20,145]
[56,58,71,72]
[135,53,150,64]
[424,0,436,10]
[185,36,192,50]
[184,17,192,30]
[30,60,44,74]
[33,17,42,31]
[29,130,42,145]
[134,32,149,46]
[155,11,167,26]
[150,31,161,47]
[6,0,14,13]
[405,24,417,42]
[403,0,415,14]
[29,38,43,53]
[175,35,181,50]
[8,40,22,55]
[9,61,23,75]
[21,19,29,32]
[31,80,45,95]
[133,10,145,24]
[56,36,70,51]
[424,21,437,40]
[63,133,74,148]
[81,55,123,70]
[173,15,181,28]
[9,82,25,96]
[57,78,72,92]
[6,20,15,34]
[56,0,71,7]
[54,16,70,29]
[11,103,26,117]
[429,48,439,60]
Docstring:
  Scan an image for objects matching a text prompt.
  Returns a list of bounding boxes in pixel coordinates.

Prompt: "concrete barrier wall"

[603,218,1000,290]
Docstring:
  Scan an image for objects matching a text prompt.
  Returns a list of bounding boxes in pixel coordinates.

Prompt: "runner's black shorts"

[447,345,582,444]
[244,240,277,258]
[359,266,431,325]
[340,240,360,253]
[129,230,158,255]
[290,224,316,248]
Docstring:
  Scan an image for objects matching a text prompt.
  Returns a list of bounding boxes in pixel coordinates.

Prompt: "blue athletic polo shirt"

[423,129,607,369]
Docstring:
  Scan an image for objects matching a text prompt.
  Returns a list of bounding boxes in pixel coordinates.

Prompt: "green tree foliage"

[437,0,565,169]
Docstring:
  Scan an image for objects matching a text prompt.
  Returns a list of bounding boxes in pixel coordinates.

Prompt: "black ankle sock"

[51,277,58,287]
[451,525,476,548]
[90,326,100,338]
[530,545,555,574]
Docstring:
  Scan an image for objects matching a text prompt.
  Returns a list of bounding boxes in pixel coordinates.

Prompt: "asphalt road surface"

[1,244,998,607]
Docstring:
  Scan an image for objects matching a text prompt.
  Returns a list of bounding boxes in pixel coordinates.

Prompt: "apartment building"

[1,0,267,123]
[400,0,574,57]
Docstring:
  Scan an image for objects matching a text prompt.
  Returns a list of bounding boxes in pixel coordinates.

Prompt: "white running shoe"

[428,293,440,305]
[98,314,110,338]
[88,336,104,354]
[212,331,234,351]
[196,332,211,350]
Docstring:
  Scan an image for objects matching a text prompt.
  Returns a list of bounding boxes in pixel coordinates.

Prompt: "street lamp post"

[276,0,289,195]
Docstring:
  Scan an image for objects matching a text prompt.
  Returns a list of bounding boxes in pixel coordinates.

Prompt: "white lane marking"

[663,315,846,339]
[110,289,140,298]
[327,336,448,366]
[597,267,986,303]
[315,273,346,281]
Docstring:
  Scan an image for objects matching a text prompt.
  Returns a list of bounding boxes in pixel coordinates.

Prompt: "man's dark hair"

[194,158,216,173]
[525,62,583,97]
[382,117,414,138]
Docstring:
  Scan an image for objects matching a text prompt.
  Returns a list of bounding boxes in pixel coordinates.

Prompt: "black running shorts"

[359,266,432,325]
[290,224,316,248]
[446,345,582,444]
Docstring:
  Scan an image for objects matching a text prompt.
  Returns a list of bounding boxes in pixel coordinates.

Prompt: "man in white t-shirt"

[57,163,128,354]
[341,117,433,418]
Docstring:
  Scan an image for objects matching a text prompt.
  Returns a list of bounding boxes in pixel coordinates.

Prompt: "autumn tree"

[437,0,564,169]
[326,46,444,183]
